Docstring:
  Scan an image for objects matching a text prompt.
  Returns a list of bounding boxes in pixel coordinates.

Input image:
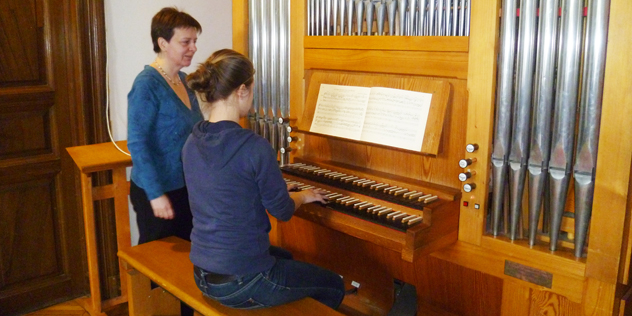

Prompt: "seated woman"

[182,49,346,310]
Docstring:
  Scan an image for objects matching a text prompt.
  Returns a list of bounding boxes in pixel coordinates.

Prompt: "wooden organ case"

[233,0,632,315]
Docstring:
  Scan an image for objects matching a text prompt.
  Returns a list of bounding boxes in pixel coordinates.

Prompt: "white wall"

[104,0,233,245]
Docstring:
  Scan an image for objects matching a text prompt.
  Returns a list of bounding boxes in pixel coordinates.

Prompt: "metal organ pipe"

[488,0,609,257]
[339,0,346,36]
[573,0,610,258]
[346,0,355,35]
[376,1,387,35]
[418,0,427,36]
[365,0,375,35]
[428,0,435,35]
[508,0,537,240]
[490,0,518,236]
[279,0,291,165]
[248,0,291,163]
[306,0,470,37]
[548,0,583,252]
[408,0,417,36]
[270,0,279,152]
[398,0,408,35]
[528,0,559,246]
[386,0,397,35]
[248,0,260,134]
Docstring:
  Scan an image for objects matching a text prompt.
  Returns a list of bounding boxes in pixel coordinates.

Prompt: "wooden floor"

[24,299,129,316]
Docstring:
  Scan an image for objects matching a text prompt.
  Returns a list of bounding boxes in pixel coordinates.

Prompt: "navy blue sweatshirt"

[182,120,294,275]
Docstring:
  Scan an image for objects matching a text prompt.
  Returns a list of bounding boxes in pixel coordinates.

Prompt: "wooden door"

[0,1,108,314]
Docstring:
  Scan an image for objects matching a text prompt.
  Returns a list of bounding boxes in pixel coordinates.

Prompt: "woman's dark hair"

[187,49,255,103]
[151,7,202,53]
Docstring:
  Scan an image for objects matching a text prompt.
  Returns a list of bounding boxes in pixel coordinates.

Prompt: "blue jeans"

[193,247,345,310]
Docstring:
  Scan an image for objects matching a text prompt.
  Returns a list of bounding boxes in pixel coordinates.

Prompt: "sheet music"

[310,84,432,151]
[361,87,432,151]
[310,84,370,140]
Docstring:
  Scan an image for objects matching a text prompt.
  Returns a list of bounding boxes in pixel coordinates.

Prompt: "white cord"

[104,23,131,157]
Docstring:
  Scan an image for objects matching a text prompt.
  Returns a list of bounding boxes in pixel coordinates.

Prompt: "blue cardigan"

[127,66,203,200]
[183,121,295,275]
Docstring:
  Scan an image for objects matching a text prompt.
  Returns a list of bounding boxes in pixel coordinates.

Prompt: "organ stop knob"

[466,143,479,153]
[458,171,474,182]
[459,158,476,168]
[463,183,476,192]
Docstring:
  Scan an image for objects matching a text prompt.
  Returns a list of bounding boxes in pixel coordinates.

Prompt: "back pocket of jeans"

[225,297,267,309]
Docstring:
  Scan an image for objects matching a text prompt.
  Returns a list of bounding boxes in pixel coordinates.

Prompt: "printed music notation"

[310,84,432,151]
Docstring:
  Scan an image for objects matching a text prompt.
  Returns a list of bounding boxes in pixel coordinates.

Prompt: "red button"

[463,201,469,207]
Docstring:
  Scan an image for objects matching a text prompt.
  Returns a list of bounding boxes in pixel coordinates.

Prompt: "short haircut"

[151,7,202,53]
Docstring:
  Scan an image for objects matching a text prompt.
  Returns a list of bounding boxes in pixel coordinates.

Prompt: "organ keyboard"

[280,158,461,262]
[285,177,426,232]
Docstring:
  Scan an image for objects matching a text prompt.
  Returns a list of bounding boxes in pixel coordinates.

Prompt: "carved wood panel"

[0,0,107,314]
[0,0,46,86]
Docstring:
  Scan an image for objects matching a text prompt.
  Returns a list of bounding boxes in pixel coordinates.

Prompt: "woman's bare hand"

[150,195,175,219]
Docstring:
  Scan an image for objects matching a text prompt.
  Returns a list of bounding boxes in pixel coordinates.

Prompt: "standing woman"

[127,7,203,245]
[183,49,346,310]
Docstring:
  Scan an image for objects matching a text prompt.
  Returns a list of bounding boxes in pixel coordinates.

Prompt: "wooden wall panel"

[0,92,54,159]
[0,0,108,313]
[0,0,45,85]
[0,176,58,287]
[415,255,504,316]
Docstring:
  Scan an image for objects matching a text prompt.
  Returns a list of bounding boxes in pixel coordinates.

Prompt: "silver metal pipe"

[376,1,386,35]
[399,0,408,35]
[573,0,610,258]
[447,0,452,35]
[437,0,444,35]
[314,0,319,35]
[326,0,332,35]
[451,0,455,36]
[428,0,435,35]
[339,0,347,35]
[258,0,268,136]
[528,0,559,246]
[261,0,271,141]
[458,0,465,36]
[308,0,313,35]
[465,0,470,36]
[355,0,365,35]
[321,0,327,35]
[490,0,517,236]
[332,0,339,35]
[409,0,418,36]
[271,0,281,151]
[365,0,375,35]
[548,0,583,251]
[508,0,537,240]
[417,0,426,36]
[346,0,355,35]
[386,0,397,35]
[279,0,290,119]
[248,0,260,133]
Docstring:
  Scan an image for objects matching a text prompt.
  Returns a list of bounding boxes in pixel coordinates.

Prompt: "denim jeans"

[193,247,345,310]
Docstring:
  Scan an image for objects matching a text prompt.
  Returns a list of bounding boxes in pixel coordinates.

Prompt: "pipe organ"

[234,0,632,315]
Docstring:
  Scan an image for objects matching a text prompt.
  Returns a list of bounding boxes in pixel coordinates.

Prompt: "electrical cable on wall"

[104,28,131,157]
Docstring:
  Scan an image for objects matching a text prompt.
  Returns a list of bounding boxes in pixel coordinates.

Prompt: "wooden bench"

[117,236,345,316]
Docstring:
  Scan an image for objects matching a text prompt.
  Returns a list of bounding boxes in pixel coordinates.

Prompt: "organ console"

[233,0,632,315]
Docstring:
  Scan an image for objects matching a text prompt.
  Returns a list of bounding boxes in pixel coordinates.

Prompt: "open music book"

[310,83,433,151]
